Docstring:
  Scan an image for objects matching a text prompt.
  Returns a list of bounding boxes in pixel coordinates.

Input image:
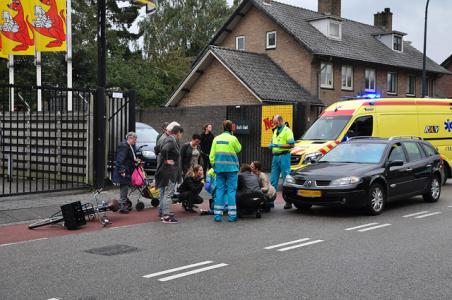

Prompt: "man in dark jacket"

[112,132,138,213]
[155,125,184,224]
[200,124,214,176]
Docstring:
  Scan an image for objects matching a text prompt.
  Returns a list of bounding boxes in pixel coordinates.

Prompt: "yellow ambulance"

[291,97,452,183]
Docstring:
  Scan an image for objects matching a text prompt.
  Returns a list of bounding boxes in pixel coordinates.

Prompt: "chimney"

[374,8,393,32]
[318,0,341,17]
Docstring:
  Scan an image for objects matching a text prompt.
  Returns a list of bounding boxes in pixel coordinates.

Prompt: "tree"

[139,0,233,106]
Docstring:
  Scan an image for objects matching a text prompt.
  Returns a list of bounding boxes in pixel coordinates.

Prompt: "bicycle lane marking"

[0,237,48,247]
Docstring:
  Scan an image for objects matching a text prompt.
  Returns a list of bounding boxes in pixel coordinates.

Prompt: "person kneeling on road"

[251,161,276,212]
[178,165,204,213]
[236,164,265,215]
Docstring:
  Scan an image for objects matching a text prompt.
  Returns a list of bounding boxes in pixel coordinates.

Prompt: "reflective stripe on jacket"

[209,131,241,173]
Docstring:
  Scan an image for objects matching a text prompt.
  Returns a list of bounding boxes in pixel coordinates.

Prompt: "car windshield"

[319,143,386,164]
[302,116,351,141]
[136,127,158,143]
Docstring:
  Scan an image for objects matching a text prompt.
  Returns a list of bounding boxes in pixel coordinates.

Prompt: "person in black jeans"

[178,165,204,212]
[236,164,265,214]
[200,123,214,176]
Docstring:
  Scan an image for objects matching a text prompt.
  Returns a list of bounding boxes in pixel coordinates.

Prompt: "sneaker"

[162,215,179,224]
[214,215,222,222]
[227,217,237,222]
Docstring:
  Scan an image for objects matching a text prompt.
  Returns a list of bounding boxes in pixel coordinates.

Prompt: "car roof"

[136,122,153,129]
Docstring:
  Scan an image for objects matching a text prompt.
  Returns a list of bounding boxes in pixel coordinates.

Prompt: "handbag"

[129,144,145,187]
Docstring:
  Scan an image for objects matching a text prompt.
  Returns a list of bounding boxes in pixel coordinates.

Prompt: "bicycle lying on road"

[28,189,119,230]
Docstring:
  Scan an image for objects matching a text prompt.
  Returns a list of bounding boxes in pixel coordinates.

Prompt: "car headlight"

[302,152,323,165]
[330,176,361,186]
[284,175,295,185]
[141,150,155,159]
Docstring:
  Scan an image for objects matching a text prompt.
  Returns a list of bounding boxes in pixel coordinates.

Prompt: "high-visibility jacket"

[209,131,241,173]
[272,125,295,154]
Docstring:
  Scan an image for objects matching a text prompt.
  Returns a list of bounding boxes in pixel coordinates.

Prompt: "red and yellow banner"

[0,0,66,56]
[261,105,293,147]
[30,0,66,52]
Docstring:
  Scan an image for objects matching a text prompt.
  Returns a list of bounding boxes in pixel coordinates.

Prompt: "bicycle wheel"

[28,216,64,229]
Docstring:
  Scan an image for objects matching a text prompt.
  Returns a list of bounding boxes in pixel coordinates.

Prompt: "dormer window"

[393,35,402,51]
[374,31,406,52]
[308,16,343,41]
[328,21,341,39]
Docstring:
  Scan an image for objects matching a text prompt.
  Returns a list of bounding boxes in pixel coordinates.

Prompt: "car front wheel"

[366,183,385,215]
[423,175,441,203]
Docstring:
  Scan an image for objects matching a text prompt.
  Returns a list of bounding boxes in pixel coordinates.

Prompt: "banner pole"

[8,54,14,112]
[36,51,42,111]
[67,0,73,111]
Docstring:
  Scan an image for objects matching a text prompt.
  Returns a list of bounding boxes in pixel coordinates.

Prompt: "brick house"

[166,0,450,121]
[437,55,452,98]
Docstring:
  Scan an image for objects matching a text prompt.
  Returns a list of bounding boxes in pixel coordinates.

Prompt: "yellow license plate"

[298,189,322,198]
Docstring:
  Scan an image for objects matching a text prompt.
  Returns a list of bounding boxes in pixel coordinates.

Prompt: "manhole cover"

[84,244,139,256]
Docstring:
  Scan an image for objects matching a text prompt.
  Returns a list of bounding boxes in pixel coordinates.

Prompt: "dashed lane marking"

[158,263,228,282]
[357,224,391,232]
[415,212,442,219]
[277,240,324,252]
[0,238,48,247]
[403,211,430,218]
[344,223,378,231]
[143,261,214,278]
[264,238,310,250]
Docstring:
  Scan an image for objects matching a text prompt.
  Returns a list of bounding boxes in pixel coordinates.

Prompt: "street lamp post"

[421,0,430,98]
[94,0,107,188]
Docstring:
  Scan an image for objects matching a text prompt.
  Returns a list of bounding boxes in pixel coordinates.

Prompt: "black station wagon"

[283,137,443,215]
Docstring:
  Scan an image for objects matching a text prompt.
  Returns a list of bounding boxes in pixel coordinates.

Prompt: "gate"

[226,103,308,171]
[0,85,93,196]
[106,91,136,177]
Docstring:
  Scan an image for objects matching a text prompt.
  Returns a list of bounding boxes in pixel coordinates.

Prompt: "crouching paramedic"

[209,120,242,222]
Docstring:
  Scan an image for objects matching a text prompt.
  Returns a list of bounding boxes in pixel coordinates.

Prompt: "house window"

[407,74,416,96]
[341,65,353,90]
[393,35,403,51]
[320,63,334,89]
[387,72,397,94]
[235,36,245,50]
[266,31,276,49]
[365,69,376,91]
[328,21,341,40]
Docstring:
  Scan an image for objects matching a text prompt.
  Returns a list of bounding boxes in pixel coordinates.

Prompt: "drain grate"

[84,244,139,256]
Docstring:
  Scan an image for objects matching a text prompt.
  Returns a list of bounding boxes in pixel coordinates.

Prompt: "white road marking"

[143,261,214,278]
[448,206,452,208]
[344,223,378,231]
[158,263,228,282]
[277,240,324,252]
[358,224,391,232]
[48,298,61,300]
[415,212,442,219]
[264,238,310,250]
[403,211,430,218]
[0,238,48,247]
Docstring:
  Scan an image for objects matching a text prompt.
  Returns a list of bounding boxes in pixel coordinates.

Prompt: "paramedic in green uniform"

[269,115,295,209]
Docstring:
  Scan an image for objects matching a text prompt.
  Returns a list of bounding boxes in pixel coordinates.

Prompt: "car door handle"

[405,168,413,171]
[426,164,432,168]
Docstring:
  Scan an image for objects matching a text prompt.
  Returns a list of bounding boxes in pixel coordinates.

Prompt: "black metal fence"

[0,85,93,196]
[106,91,136,178]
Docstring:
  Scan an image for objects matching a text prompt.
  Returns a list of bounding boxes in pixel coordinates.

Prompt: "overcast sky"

[225,0,452,64]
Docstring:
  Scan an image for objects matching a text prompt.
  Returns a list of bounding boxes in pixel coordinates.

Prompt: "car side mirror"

[388,160,404,168]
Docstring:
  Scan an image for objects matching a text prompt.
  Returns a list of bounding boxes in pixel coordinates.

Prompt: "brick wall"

[436,64,452,97]
[137,106,227,144]
[178,58,259,107]
[219,6,315,94]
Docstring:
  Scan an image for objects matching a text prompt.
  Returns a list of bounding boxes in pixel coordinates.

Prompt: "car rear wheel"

[294,203,312,211]
[423,175,441,203]
[366,183,385,215]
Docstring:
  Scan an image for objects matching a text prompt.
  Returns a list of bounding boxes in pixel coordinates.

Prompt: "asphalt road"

[1,183,452,300]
